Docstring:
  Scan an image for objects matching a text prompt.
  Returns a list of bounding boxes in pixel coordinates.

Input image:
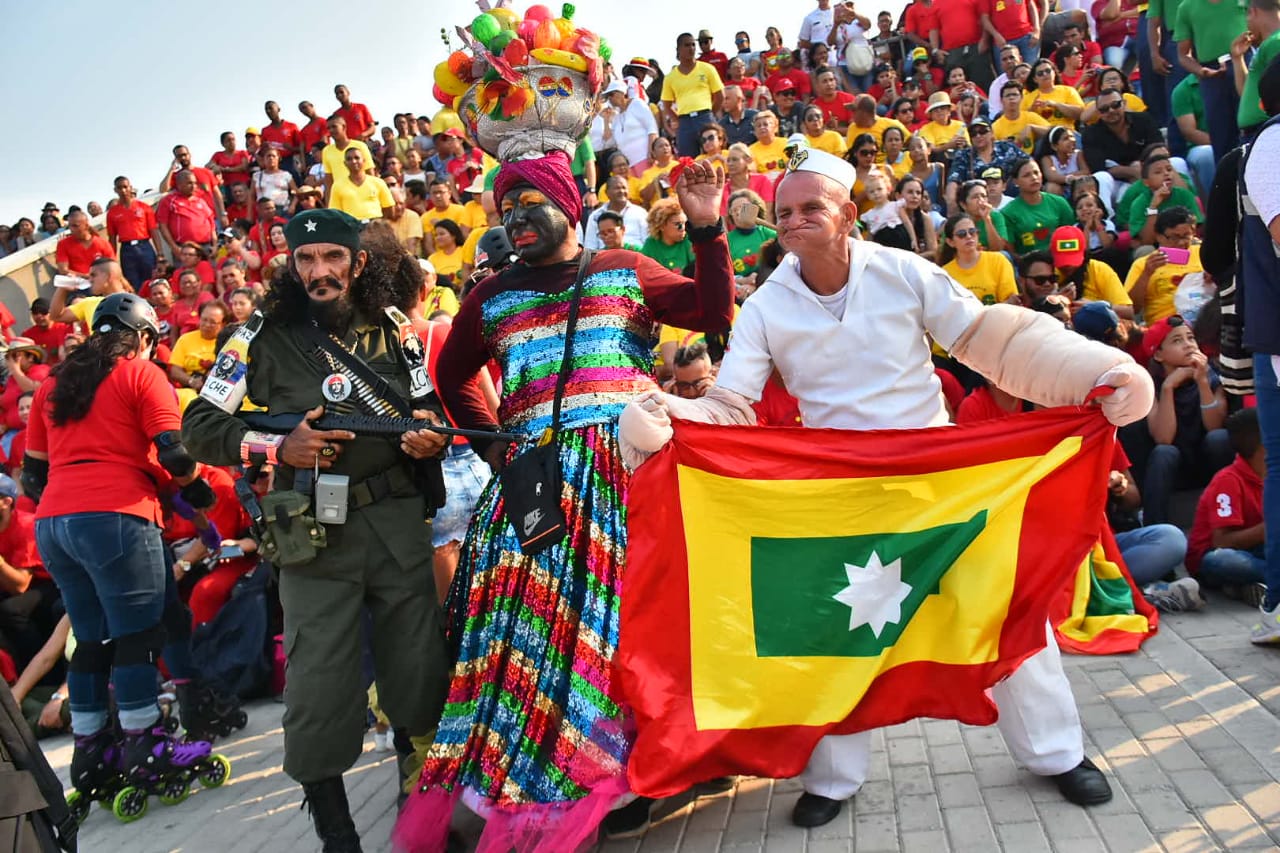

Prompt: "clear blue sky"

[1,0,906,226]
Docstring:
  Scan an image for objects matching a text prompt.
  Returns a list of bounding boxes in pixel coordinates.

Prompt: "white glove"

[618,392,673,469]
[1094,363,1155,426]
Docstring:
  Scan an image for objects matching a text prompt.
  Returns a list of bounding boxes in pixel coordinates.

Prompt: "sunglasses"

[1026,274,1057,285]
[1035,67,1055,77]
[701,135,719,143]
[1097,100,1125,113]
[857,148,877,156]
[971,126,991,135]
[952,227,979,238]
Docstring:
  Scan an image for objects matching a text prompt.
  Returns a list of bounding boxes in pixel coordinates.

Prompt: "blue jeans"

[1253,354,1280,610]
[1187,145,1217,200]
[1009,33,1040,65]
[1201,62,1242,162]
[1198,547,1266,588]
[1115,524,1188,587]
[118,241,157,290]
[36,512,167,735]
[676,111,714,158]
[1140,430,1233,525]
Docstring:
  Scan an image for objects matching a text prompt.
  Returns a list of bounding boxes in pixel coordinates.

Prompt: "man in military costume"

[182,211,450,853]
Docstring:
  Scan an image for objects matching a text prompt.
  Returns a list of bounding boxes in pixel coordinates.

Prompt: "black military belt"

[349,466,416,509]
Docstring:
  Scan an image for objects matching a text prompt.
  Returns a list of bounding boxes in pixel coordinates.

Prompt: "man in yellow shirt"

[748,112,789,178]
[660,33,725,158]
[328,148,393,220]
[916,92,969,153]
[320,116,374,203]
[1050,226,1134,320]
[992,81,1049,155]
[843,95,908,165]
[48,257,131,333]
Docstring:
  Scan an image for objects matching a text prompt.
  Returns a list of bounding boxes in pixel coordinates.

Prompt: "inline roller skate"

[65,728,130,825]
[176,679,249,742]
[106,723,232,821]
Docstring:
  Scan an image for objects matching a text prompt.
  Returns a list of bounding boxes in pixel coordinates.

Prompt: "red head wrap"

[492,151,583,227]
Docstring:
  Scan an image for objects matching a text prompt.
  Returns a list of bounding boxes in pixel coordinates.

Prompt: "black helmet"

[91,292,160,340]
[474,227,516,272]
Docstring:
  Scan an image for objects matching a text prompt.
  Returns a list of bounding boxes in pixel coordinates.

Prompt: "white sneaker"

[1249,599,1280,645]
[372,730,392,751]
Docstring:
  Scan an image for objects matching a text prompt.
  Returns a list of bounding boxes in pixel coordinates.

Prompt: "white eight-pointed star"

[832,552,914,638]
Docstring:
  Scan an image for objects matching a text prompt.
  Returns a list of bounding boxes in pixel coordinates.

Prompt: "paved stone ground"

[42,593,1280,853]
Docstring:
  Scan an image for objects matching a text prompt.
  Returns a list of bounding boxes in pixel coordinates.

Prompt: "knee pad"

[114,625,166,667]
[69,639,114,674]
[162,597,192,644]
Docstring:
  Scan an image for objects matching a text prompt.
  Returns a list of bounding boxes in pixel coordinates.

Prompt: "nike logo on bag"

[523,508,545,536]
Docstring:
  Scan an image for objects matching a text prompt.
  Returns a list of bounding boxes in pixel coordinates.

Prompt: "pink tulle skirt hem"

[392,774,633,853]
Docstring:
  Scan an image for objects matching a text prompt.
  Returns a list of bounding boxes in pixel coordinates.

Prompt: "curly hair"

[646,198,685,239]
[262,220,423,323]
[48,331,145,425]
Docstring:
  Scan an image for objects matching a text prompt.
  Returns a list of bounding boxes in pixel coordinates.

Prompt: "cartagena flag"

[1053,527,1159,655]
[620,405,1116,797]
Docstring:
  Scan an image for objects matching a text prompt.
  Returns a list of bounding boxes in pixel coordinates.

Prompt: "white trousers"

[799,623,1083,799]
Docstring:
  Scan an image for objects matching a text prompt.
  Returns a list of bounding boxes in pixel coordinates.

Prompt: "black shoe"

[697,776,736,794]
[791,792,844,827]
[1052,757,1113,806]
[301,777,364,853]
[603,796,655,839]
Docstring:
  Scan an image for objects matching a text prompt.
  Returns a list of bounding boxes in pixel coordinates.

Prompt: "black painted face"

[501,185,571,264]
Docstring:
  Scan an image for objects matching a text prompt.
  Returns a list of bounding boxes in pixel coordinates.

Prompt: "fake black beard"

[307,293,354,333]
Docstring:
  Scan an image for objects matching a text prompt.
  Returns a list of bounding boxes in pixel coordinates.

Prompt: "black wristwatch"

[687,221,726,242]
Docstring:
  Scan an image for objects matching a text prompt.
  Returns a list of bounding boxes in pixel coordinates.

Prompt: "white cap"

[463,172,486,194]
[603,79,628,96]
[785,133,808,149]
[781,147,857,195]
[418,258,436,275]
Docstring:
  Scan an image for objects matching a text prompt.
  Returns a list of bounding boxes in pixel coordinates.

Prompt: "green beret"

[284,208,362,254]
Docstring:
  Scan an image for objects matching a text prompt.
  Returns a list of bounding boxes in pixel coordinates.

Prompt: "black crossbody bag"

[500,249,594,555]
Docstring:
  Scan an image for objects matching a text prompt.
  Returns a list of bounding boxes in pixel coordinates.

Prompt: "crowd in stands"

[4,0,1280,754]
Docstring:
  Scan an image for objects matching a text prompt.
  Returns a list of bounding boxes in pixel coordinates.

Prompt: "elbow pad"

[20,455,48,502]
[154,430,197,478]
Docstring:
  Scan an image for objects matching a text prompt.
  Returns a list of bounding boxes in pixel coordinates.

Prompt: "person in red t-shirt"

[297,100,330,163]
[106,176,163,289]
[814,67,857,129]
[982,0,1037,52]
[904,0,941,50]
[1187,408,1267,591]
[1060,20,1102,67]
[0,471,55,680]
[331,84,375,141]
[164,464,255,628]
[26,292,218,778]
[21,300,72,366]
[225,183,254,227]
[157,175,218,253]
[931,0,995,90]
[696,30,731,81]
[207,132,253,196]
[765,49,813,99]
[169,270,215,341]
[262,100,303,175]
[55,211,115,277]
[160,145,226,226]
[1,340,50,432]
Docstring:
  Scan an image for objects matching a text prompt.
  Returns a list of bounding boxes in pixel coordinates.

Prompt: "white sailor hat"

[781,146,857,195]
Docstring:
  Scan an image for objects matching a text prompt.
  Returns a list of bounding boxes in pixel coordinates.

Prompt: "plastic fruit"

[488,30,516,54]
[471,12,501,46]
[531,47,588,72]
[517,19,539,47]
[598,37,612,62]
[447,50,473,80]
[525,4,553,22]
[432,83,454,107]
[488,6,520,29]
[503,38,531,67]
[532,19,561,50]
[434,62,470,96]
[552,16,575,44]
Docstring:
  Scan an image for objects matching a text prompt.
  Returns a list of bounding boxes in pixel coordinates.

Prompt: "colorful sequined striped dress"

[395,245,734,853]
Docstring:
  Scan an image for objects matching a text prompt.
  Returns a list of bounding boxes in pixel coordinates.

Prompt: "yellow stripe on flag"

[681,437,1082,731]
[1056,542,1152,645]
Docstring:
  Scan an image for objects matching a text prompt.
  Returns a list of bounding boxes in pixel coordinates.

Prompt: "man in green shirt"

[1171,75,1218,195]
[1175,0,1249,158]
[1231,0,1280,134]
[1125,154,1205,243]
[1148,0,1191,128]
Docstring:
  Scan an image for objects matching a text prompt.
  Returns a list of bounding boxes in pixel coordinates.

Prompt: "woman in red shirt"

[26,293,218,802]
